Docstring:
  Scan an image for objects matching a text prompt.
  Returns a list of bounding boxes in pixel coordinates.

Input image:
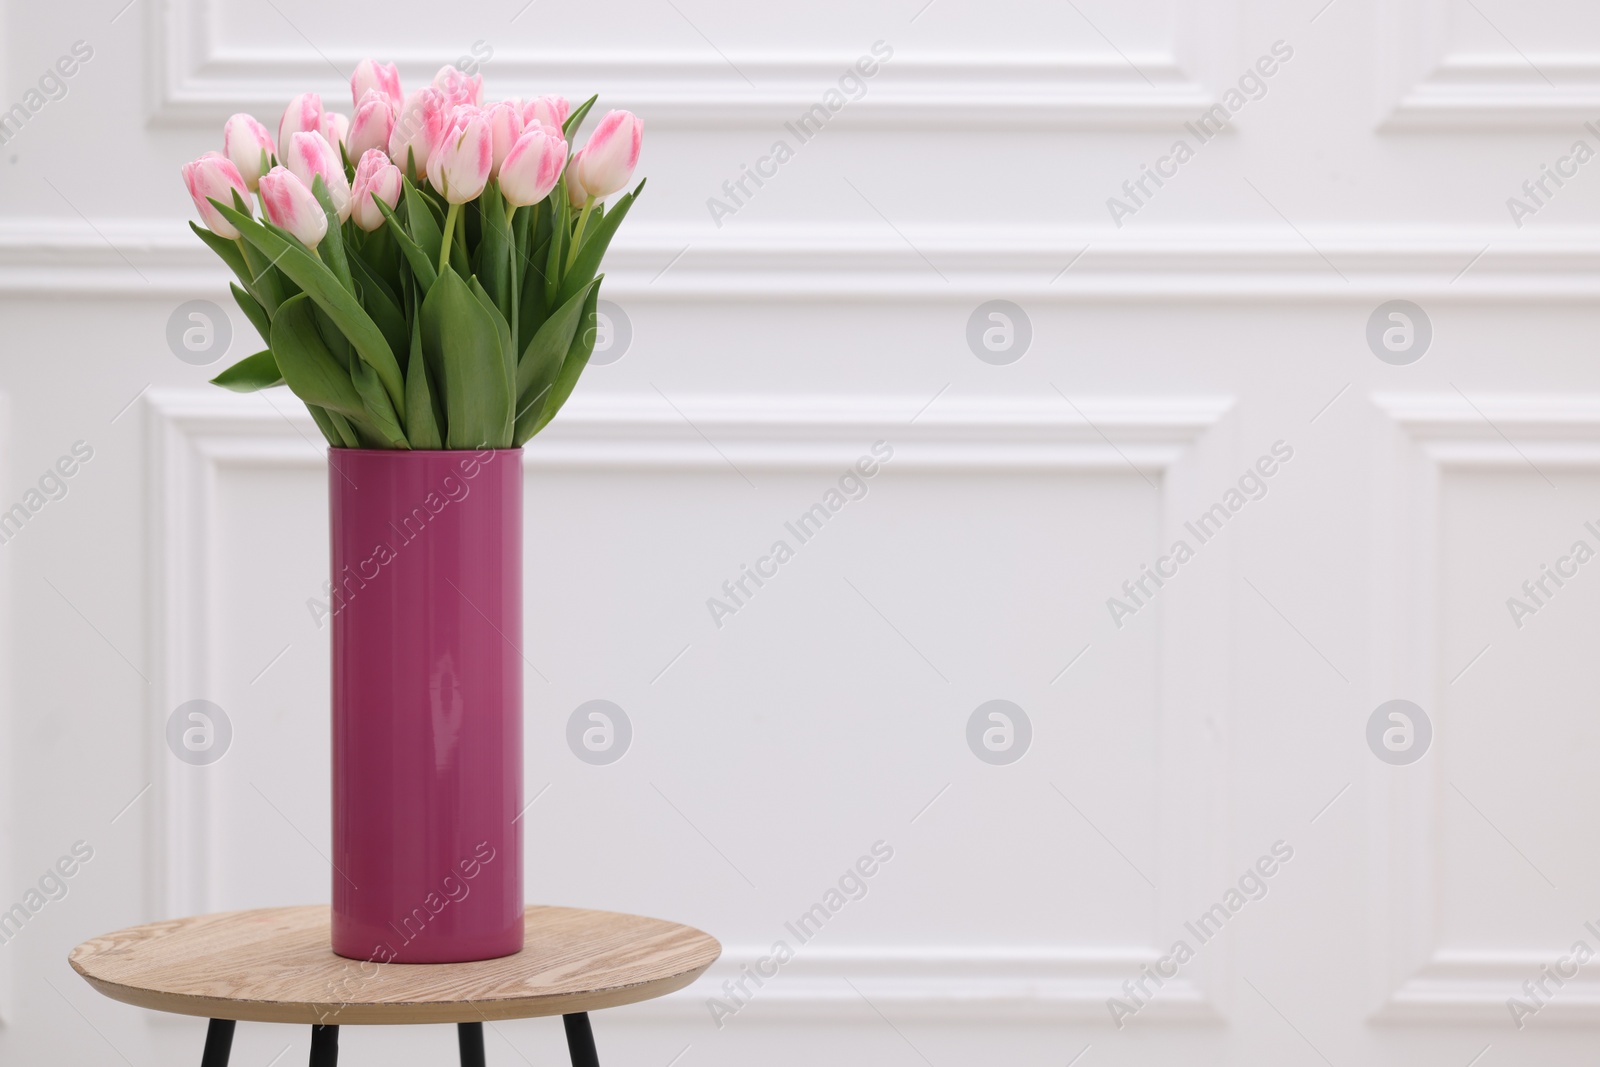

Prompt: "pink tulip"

[522,95,570,132]
[483,100,522,177]
[221,113,275,191]
[259,166,328,248]
[278,92,324,154]
[182,152,252,238]
[351,149,403,232]
[322,111,349,155]
[388,87,448,179]
[350,58,402,110]
[432,65,483,108]
[500,126,567,207]
[565,150,590,209]
[346,89,396,161]
[426,109,492,203]
[284,130,351,222]
[574,110,642,198]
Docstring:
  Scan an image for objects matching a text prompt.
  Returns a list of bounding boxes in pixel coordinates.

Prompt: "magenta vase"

[328,448,524,963]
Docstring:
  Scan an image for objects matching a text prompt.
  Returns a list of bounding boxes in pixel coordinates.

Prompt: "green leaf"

[404,310,443,449]
[512,365,558,446]
[518,230,552,353]
[534,279,604,435]
[563,95,599,141]
[403,178,444,269]
[226,189,295,314]
[351,357,409,448]
[324,409,363,448]
[190,222,248,280]
[269,293,368,424]
[312,302,354,374]
[304,404,344,447]
[235,231,293,314]
[509,204,530,351]
[214,199,406,415]
[377,196,438,294]
[347,251,407,363]
[420,267,513,450]
[269,293,402,448]
[544,181,570,310]
[469,274,516,444]
[231,283,271,345]
[521,278,603,443]
[355,223,400,283]
[477,180,512,316]
[193,221,287,314]
[469,277,515,375]
[310,175,355,294]
[417,181,448,225]
[555,179,644,309]
[450,205,471,277]
[532,196,553,252]
[209,349,283,392]
[516,277,599,399]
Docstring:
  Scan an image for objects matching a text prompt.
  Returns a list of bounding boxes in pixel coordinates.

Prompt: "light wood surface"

[69,905,720,1025]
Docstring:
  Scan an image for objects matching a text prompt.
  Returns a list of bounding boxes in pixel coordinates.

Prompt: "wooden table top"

[69,905,720,1025]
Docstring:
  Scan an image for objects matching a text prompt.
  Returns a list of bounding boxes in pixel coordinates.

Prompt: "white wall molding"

[146,0,1213,129]
[1380,952,1600,1024]
[0,391,10,1024]
[15,221,1600,300]
[145,386,1229,1022]
[1379,0,1600,129]
[1370,393,1600,1022]
[633,946,1216,1022]
[1386,55,1600,130]
[154,49,1214,131]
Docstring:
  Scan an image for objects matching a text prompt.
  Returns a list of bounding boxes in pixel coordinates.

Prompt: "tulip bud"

[284,130,352,222]
[259,166,328,249]
[350,58,402,110]
[574,110,642,199]
[278,92,325,154]
[388,87,448,179]
[347,89,396,161]
[426,110,493,204]
[322,111,349,155]
[221,113,275,191]
[522,94,570,132]
[432,65,483,108]
[565,150,590,209]
[182,152,252,238]
[351,149,403,232]
[483,100,523,177]
[500,126,567,207]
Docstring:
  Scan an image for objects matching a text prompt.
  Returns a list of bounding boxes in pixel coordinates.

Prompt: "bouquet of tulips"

[181,60,643,450]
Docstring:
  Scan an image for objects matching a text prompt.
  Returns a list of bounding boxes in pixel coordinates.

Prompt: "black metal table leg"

[458,1021,486,1067]
[562,1013,599,1067]
[309,1023,339,1066]
[200,1018,235,1067]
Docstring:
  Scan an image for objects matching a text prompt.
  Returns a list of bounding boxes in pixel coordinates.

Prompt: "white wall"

[4,0,1600,1063]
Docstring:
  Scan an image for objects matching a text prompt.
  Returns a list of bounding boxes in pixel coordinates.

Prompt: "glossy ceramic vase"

[328,448,524,963]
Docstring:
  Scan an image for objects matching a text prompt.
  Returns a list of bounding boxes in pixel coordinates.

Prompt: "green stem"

[507,204,521,349]
[565,195,595,273]
[438,201,461,276]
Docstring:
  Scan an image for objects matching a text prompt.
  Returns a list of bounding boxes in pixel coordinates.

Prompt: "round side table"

[69,904,720,1066]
